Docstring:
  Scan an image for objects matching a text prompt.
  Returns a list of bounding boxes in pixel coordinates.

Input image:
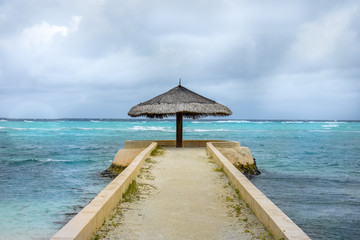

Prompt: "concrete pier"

[95,147,271,239]
[51,140,311,240]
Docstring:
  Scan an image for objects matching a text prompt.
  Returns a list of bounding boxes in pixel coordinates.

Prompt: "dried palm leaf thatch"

[128,85,232,119]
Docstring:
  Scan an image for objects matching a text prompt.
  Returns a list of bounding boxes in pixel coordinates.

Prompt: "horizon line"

[1,118,359,122]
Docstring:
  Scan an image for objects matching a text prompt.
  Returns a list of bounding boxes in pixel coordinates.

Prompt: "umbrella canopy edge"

[128,103,232,119]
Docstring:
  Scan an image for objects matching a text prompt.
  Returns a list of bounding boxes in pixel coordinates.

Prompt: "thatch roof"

[128,85,232,119]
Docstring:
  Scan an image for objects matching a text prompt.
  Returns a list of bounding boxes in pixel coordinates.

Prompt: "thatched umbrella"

[128,81,232,147]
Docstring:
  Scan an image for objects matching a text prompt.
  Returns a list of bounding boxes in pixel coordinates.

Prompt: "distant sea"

[0,119,359,240]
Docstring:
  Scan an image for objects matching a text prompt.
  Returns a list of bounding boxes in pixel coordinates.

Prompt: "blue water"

[0,119,359,239]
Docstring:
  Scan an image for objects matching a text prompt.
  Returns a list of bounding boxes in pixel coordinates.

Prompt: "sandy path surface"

[94,147,272,240]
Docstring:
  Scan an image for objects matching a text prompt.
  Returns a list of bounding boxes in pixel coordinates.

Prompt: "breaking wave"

[191,121,212,124]
[185,128,230,132]
[215,120,250,123]
[192,120,250,124]
[281,121,304,124]
[129,126,174,132]
[1,127,125,131]
[322,124,339,128]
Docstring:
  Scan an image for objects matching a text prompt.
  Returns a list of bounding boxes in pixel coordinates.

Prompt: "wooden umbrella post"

[176,112,183,148]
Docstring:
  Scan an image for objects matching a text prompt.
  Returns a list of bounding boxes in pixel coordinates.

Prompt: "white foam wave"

[215,120,250,123]
[66,127,121,131]
[77,127,93,130]
[24,120,34,122]
[308,121,345,124]
[3,127,117,131]
[44,158,73,162]
[129,126,174,132]
[322,124,339,128]
[282,121,304,124]
[0,126,6,129]
[184,128,230,132]
[90,120,100,122]
[14,127,65,131]
[0,120,7,122]
[129,121,147,124]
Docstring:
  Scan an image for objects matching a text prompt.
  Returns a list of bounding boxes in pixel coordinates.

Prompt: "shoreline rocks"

[216,146,261,176]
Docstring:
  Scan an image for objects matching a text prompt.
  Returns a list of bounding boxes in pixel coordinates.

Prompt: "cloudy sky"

[0,0,359,120]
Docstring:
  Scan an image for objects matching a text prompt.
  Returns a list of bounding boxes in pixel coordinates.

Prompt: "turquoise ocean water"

[0,119,359,240]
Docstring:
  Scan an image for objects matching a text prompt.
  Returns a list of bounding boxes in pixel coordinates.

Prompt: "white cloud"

[20,15,82,48]
[22,21,68,45]
[289,6,359,66]
[0,15,83,80]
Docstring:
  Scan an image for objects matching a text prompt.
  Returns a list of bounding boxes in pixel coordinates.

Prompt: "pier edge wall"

[50,142,157,240]
[206,142,311,240]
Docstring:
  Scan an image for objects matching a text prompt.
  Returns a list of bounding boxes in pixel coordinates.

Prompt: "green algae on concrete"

[91,154,159,240]
[235,160,261,176]
[100,165,126,178]
[208,157,273,240]
[150,146,165,157]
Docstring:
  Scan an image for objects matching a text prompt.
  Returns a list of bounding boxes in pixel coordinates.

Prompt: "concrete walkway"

[95,147,272,240]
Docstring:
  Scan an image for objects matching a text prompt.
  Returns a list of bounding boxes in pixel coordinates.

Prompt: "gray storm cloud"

[0,0,359,119]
